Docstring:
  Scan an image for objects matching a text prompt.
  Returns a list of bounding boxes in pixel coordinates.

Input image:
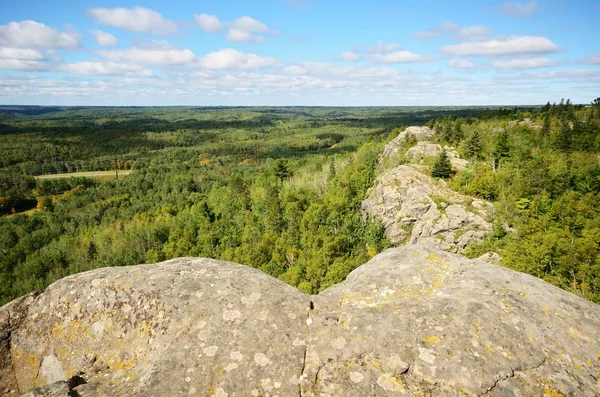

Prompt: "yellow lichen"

[421,336,441,346]
[543,386,564,397]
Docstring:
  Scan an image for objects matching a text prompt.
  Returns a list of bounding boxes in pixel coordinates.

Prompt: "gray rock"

[362,164,493,251]
[380,126,436,162]
[2,247,600,396]
[405,141,469,171]
[477,252,503,264]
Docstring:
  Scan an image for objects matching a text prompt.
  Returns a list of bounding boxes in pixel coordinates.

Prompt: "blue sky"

[0,0,598,105]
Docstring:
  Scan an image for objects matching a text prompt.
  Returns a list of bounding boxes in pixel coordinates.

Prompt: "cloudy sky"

[0,0,599,106]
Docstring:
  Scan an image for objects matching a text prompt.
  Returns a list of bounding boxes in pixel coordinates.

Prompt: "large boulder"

[379,126,436,162]
[362,164,493,251]
[2,247,600,396]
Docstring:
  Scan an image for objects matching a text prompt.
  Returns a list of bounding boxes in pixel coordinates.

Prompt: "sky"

[0,0,599,106]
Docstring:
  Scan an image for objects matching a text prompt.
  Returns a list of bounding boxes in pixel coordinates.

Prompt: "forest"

[0,101,599,305]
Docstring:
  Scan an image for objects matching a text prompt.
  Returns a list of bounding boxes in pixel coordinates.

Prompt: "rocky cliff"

[364,126,493,252]
[2,245,600,396]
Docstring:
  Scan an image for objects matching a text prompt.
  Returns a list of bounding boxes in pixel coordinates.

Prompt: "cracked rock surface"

[2,246,600,396]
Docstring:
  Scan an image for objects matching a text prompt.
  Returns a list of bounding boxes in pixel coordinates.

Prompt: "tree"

[272,159,289,181]
[555,120,572,153]
[466,130,482,159]
[431,151,453,179]
[492,130,510,168]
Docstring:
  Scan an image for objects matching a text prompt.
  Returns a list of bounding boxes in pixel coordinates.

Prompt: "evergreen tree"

[431,150,453,179]
[492,130,510,168]
[453,122,464,144]
[466,130,482,159]
[272,159,289,181]
[555,120,572,153]
[541,112,551,135]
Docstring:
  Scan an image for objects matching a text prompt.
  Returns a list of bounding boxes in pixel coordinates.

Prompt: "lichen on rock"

[1,246,599,396]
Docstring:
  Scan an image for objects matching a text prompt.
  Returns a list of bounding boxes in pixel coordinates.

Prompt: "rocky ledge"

[2,245,600,396]
[362,165,493,251]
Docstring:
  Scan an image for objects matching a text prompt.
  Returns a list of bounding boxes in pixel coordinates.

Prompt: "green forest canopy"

[0,101,599,305]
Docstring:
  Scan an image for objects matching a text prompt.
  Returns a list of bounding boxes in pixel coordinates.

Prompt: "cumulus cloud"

[90,30,118,46]
[196,14,274,43]
[441,36,559,56]
[370,51,434,63]
[492,57,558,69]
[197,48,281,70]
[338,51,360,61]
[59,61,153,77]
[226,16,271,42]
[97,47,196,66]
[0,20,79,49]
[516,69,599,80]
[0,47,45,61]
[415,21,492,42]
[367,41,401,54]
[86,7,179,35]
[414,21,459,42]
[449,58,475,69]
[581,54,600,64]
[282,62,399,79]
[195,14,224,33]
[499,1,538,17]
[0,59,49,71]
[454,25,492,41]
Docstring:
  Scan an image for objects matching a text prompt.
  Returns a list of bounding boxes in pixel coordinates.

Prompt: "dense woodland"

[0,102,599,305]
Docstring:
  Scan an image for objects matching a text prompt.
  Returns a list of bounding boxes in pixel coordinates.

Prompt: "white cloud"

[0,59,48,71]
[0,20,79,49]
[0,47,45,61]
[516,69,599,79]
[441,36,558,56]
[226,16,271,42]
[86,7,179,35]
[499,1,538,17]
[226,29,267,43]
[370,51,434,63]
[492,57,558,69]
[338,51,360,61]
[454,25,492,41]
[59,61,153,77]
[449,58,475,69]
[195,15,274,43]
[414,21,458,42]
[282,62,400,79]
[416,21,492,42]
[581,54,600,65]
[230,16,269,33]
[367,41,401,54]
[97,47,196,66]
[197,48,281,70]
[90,30,118,46]
[195,14,224,33]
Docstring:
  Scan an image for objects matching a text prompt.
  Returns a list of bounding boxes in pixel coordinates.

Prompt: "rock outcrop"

[405,141,469,171]
[2,246,600,396]
[379,126,436,162]
[362,164,493,251]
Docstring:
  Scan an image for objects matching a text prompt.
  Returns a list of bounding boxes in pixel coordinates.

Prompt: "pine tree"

[467,130,482,159]
[453,122,464,144]
[541,112,551,135]
[431,150,453,179]
[555,120,572,153]
[492,130,510,168]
